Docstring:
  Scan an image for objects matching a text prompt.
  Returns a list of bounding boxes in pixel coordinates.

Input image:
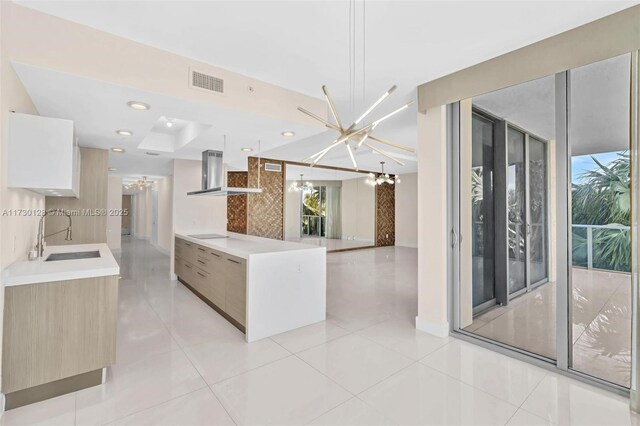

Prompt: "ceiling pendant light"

[298,0,414,171]
[367,161,400,186]
[124,176,154,191]
[289,174,313,192]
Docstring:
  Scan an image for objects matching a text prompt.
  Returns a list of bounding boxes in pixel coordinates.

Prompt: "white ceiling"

[13,62,326,177]
[13,0,639,177]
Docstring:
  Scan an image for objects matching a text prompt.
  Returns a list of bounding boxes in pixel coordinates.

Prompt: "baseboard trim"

[415,316,450,338]
[4,369,102,410]
[395,242,418,249]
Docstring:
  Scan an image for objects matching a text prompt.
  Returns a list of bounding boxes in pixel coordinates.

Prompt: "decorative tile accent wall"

[375,182,395,246]
[247,157,284,240]
[227,171,248,234]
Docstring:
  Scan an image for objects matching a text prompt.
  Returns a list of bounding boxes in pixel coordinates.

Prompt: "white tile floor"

[2,238,638,425]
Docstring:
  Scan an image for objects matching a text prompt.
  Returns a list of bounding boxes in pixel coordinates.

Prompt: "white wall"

[395,173,418,248]
[106,176,122,251]
[0,2,46,391]
[156,175,173,254]
[171,159,227,275]
[341,177,375,242]
[416,106,449,337]
[284,183,301,240]
[132,187,151,239]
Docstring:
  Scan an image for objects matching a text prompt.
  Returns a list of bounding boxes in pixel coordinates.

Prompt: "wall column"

[416,105,449,337]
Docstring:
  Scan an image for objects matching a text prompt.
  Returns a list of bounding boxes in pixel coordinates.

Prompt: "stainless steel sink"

[45,251,101,262]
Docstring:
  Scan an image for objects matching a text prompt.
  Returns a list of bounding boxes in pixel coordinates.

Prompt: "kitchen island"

[174,232,326,342]
[1,243,119,409]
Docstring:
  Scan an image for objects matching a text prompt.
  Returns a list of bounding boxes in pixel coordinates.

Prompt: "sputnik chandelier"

[367,161,400,186]
[124,176,154,191]
[298,86,414,170]
[289,174,314,192]
[297,0,414,171]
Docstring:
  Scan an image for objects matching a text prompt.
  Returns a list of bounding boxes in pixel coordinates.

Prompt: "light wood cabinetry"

[2,275,118,408]
[45,147,108,245]
[174,236,247,331]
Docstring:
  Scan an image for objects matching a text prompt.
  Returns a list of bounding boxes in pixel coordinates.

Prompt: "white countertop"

[175,232,325,259]
[3,243,120,287]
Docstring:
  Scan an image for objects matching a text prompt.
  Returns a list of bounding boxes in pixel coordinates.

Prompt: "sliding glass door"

[507,127,528,295]
[454,51,636,390]
[471,112,496,311]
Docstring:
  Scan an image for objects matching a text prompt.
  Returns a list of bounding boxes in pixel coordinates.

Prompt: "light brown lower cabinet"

[2,275,118,409]
[175,237,247,331]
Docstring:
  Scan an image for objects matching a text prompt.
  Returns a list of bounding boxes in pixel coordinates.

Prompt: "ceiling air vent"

[190,69,224,94]
[264,163,282,172]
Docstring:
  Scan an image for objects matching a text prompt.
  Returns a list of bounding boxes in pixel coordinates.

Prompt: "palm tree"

[572,151,630,272]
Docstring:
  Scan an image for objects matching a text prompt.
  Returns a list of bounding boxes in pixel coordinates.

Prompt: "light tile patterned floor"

[2,238,638,425]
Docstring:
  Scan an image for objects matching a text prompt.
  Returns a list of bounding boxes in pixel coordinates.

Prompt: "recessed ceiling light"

[111,147,125,153]
[116,129,133,136]
[145,152,160,156]
[241,147,253,152]
[127,101,150,110]
[108,167,117,171]
[281,130,295,137]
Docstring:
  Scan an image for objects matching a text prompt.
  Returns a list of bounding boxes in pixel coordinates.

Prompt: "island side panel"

[2,275,118,394]
[246,248,326,342]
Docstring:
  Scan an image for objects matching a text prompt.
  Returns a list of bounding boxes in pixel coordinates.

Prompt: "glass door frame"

[468,106,552,310]
[505,122,551,299]
[449,57,638,394]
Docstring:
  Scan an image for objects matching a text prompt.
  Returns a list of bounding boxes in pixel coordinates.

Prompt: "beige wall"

[341,177,375,243]
[133,187,151,239]
[284,184,302,240]
[394,173,418,248]
[416,106,449,337]
[0,2,45,392]
[106,176,122,251]
[156,176,173,254]
[3,2,325,129]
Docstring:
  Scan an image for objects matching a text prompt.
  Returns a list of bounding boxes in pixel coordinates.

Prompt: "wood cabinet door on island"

[224,255,247,327]
[174,237,247,331]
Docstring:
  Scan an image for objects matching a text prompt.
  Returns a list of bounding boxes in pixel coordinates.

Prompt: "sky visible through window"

[571,151,621,183]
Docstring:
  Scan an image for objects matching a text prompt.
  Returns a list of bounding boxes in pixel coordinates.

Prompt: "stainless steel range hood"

[187,150,262,196]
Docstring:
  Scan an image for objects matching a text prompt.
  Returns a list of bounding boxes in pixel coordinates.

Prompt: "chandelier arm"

[303,136,346,162]
[346,144,358,170]
[322,86,344,130]
[370,100,415,127]
[368,135,415,153]
[297,107,341,131]
[347,84,397,132]
[355,132,371,149]
[363,142,405,166]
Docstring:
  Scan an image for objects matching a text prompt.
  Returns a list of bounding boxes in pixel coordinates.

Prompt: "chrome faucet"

[37,208,73,257]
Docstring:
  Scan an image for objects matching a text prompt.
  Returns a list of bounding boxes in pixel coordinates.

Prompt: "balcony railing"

[572,224,630,273]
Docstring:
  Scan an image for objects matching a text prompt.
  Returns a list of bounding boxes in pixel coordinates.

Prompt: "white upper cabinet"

[8,113,81,197]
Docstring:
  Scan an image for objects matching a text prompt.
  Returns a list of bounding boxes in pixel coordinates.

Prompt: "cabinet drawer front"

[182,260,196,284]
[195,255,210,271]
[193,267,209,295]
